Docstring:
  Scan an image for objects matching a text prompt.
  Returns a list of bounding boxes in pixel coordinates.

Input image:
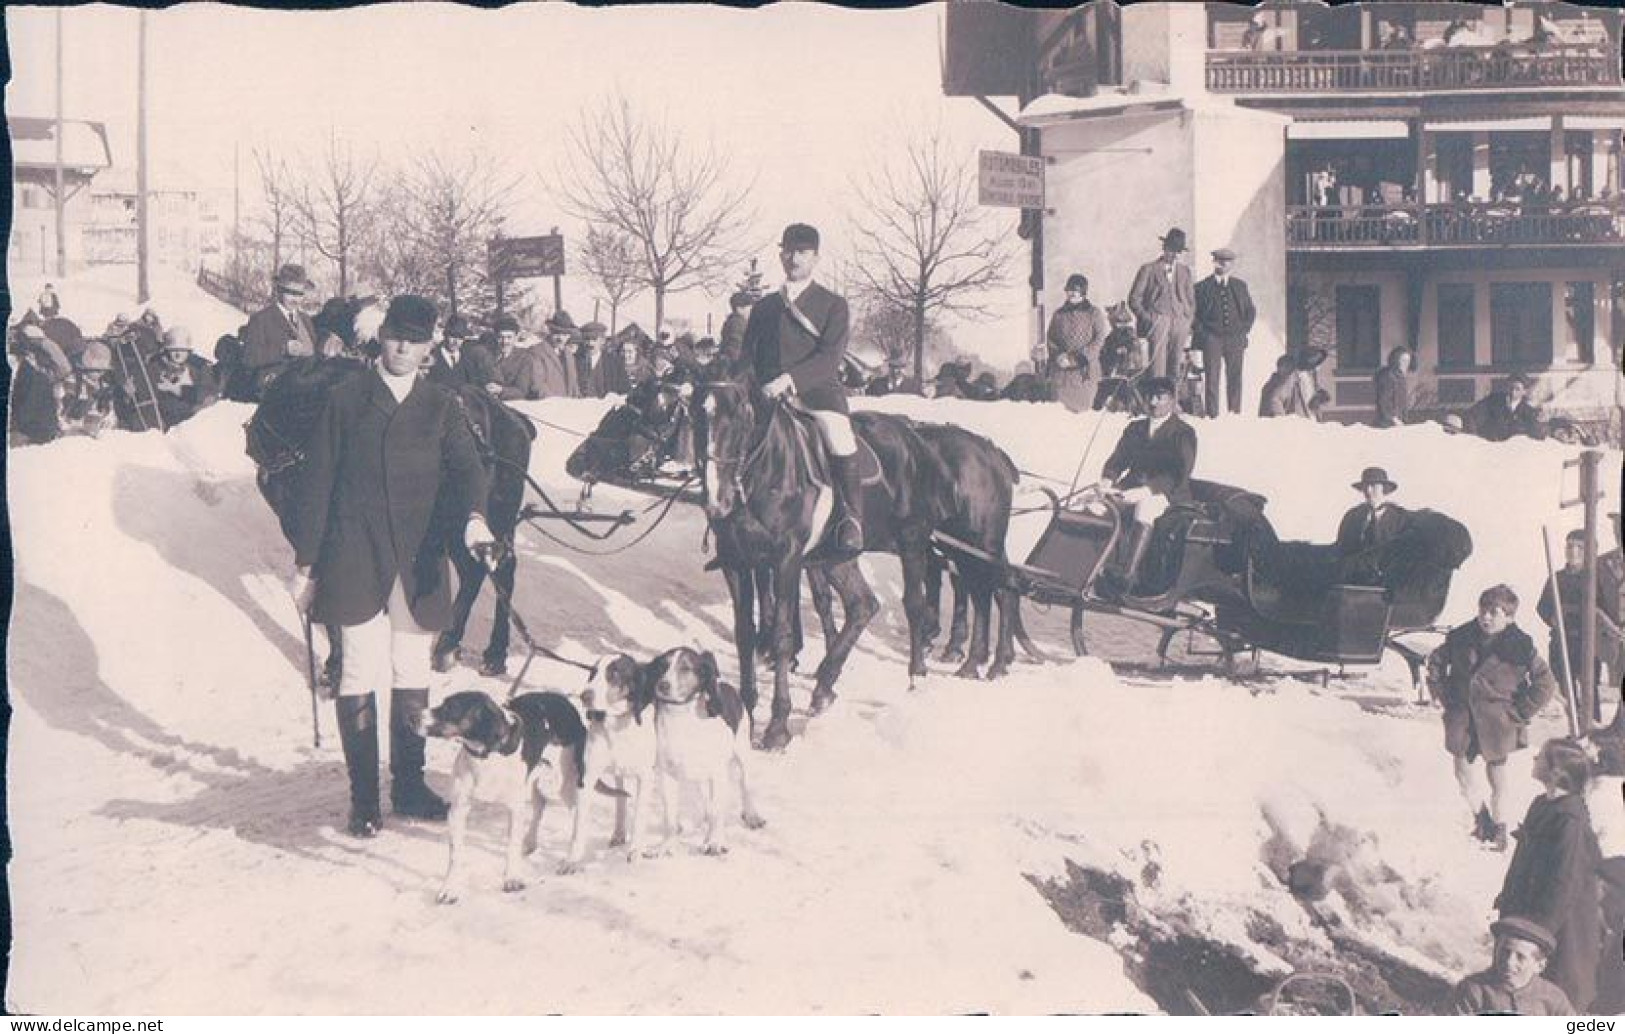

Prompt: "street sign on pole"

[489,234,565,280]
[977,150,1045,210]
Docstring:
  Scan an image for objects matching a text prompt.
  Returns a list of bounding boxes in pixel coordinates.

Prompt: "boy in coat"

[1191,248,1256,418]
[290,295,497,837]
[1426,585,1559,850]
[1496,737,1602,1011]
[1452,916,1575,1015]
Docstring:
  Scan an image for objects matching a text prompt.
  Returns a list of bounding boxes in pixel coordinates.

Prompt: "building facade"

[944,0,1625,424]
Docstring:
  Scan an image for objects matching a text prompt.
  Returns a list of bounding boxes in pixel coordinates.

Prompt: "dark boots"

[335,694,382,838]
[389,688,449,821]
[1099,523,1153,600]
[828,454,864,558]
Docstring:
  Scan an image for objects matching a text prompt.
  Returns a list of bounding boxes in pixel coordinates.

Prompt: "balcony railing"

[1207,45,1620,93]
[1286,200,1625,248]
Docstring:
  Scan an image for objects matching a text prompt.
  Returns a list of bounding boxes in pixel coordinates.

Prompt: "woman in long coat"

[1373,346,1413,427]
[1496,738,1603,1012]
[1046,274,1109,413]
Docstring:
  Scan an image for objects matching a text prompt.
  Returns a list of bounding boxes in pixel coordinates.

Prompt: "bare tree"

[849,130,1013,386]
[578,226,644,334]
[292,132,377,297]
[393,148,518,316]
[555,93,754,329]
[251,148,297,277]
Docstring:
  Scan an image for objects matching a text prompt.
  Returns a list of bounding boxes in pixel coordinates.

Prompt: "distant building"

[943,0,1625,423]
[83,169,229,274]
[8,116,114,277]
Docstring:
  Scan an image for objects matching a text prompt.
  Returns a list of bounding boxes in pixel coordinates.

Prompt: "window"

[1490,282,1553,366]
[1564,281,1596,364]
[1437,283,1476,368]
[1335,285,1382,369]
[1434,134,1474,202]
[1566,131,1594,200]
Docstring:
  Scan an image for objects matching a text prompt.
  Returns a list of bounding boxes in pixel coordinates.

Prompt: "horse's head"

[565,380,689,485]
[692,380,764,521]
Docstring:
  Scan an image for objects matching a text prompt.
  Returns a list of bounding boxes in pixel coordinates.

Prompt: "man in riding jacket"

[290,294,497,838]
[1096,376,1198,595]
[741,222,861,557]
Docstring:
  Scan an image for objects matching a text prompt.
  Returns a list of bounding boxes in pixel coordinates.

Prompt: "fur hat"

[1490,916,1556,956]
[381,295,438,344]
[780,223,820,251]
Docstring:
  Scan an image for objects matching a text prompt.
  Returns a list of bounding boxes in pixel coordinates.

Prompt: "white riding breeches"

[809,410,858,457]
[1119,486,1169,527]
[336,579,435,697]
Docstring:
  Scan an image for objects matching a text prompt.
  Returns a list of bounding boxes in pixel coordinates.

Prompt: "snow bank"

[5,397,1617,1014]
[10,264,248,342]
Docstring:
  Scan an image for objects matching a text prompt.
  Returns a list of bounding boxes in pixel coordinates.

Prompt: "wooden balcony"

[1286,200,1625,249]
[1207,45,1620,94]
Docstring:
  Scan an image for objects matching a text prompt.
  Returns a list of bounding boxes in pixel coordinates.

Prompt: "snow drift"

[6,390,1621,1014]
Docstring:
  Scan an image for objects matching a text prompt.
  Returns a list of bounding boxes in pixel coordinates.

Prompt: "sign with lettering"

[489,234,565,279]
[977,150,1045,210]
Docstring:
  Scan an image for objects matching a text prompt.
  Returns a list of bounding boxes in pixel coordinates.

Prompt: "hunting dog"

[416,690,589,903]
[573,647,765,865]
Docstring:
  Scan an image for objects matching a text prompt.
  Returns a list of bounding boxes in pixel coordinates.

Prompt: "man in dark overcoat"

[1097,377,1198,592]
[239,263,319,394]
[1191,248,1256,418]
[425,314,493,390]
[1425,584,1558,851]
[1127,228,1195,382]
[740,222,862,557]
[291,295,495,837]
[1334,467,1411,585]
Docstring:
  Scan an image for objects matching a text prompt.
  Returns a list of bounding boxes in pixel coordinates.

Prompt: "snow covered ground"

[6,384,1621,1014]
[10,264,248,341]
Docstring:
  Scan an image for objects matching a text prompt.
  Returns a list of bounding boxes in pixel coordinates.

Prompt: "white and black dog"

[573,647,765,864]
[417,689,592,903]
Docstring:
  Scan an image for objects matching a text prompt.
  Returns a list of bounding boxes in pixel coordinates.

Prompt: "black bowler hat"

[1352,467,1398,493]
[1159,228,1188,252]
[780,223,820,251]
[444,314,471,339]
[381,295,438,344]
[494,314,521,334]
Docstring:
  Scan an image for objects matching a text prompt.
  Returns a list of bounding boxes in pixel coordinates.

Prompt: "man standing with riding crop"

[741,222,861,558]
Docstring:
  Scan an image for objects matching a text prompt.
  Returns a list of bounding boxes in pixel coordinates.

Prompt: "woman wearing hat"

[1045,273,1109,413]
[290,295,497,837]
[1334,467,1410,585]
[1259,348,1329,419]
[150,326,220,428]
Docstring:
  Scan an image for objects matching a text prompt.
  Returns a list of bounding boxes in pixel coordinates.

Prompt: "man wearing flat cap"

[1128,228,1196,383]
[1452,916,1574,1015]
[239,263,320,397]
[290,294,497,838]
[1335,467,1411,585]
[741,223,863,556]
[1192,248,1256,418]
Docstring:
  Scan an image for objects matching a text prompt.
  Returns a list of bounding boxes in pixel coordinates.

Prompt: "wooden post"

[1580,450,1602,730]
[136,10,150,304]
[1543,527,1583,740]
[54,8,66,278]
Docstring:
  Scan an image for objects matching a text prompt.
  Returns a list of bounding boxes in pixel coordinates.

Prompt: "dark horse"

[692,382,1020,748]
[245,355,536,682]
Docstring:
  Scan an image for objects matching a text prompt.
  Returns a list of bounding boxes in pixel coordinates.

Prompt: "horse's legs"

[986,584,1017,681]
[941,573,970,664]
[724,566,759,718]
[898,542,933,681]
[761,558,802,751]
[481,550,517,675]
[811,560,877,714]
[923,555,944,645]
[955,574,994,680]
[434,550,486,673]
[807,566,840,647]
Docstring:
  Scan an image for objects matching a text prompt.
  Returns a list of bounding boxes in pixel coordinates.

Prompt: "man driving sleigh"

[739,222,863,559]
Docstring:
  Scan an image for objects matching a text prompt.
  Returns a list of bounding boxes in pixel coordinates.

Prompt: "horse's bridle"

[694,385,782,513]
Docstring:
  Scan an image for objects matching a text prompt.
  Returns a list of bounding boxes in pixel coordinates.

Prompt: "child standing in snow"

[1425,585,1558,851]
[1495,737,1602,1013]
[1451,916,1574,1015]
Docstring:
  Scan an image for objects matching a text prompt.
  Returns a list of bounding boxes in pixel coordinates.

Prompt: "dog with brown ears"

[573,647,765,865]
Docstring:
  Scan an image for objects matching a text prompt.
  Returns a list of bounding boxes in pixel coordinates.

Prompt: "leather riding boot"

[828,454,864,557]
[335,694,382,838]
[389,688,449,821]
[1103,523,1153,599]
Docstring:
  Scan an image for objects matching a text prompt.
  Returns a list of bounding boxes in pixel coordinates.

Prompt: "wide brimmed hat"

[1159,228,1188,252]
[273,263,315,296]
[1490,917,1556,956]
[380,295,438,344]
[1295,347,1329,371]
[547,310,577,333]
[1352,467,1397,492]
[780,223,821,251]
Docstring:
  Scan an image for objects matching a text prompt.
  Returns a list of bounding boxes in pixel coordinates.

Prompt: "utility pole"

[550,224,563,313]
[233,140,241,283]
[136,9,150,304]
[53,8,66,277]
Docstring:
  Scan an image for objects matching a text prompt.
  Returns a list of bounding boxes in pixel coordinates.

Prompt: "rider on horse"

[740,223,862,559]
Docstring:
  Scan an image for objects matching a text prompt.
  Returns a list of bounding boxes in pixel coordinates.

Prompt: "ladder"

[109,332,167,432]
